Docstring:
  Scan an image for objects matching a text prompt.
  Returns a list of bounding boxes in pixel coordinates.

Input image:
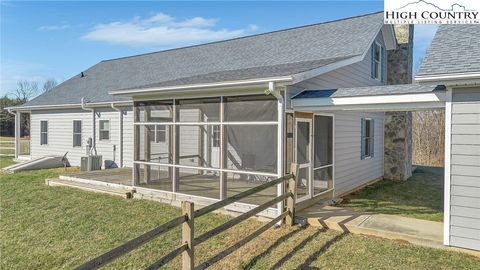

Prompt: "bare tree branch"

[12,80,39,103]
[42,78,58,92]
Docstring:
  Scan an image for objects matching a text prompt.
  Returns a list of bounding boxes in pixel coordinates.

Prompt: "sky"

[0,1,438,96]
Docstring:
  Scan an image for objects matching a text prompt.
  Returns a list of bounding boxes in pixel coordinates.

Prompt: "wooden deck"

[60,168,277,206]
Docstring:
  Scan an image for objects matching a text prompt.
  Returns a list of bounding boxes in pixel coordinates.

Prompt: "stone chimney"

[384,25,414,181]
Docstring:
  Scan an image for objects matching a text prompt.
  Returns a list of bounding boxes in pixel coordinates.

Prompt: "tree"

[0,95,23,136]
[42,78,58,92]
[12,80,38,103]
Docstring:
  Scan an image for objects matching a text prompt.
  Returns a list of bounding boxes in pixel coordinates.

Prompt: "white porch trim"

[443,87,453,246]
[291,92,446,112]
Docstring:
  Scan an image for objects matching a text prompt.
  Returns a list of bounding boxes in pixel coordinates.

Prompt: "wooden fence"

[76,164,299,270]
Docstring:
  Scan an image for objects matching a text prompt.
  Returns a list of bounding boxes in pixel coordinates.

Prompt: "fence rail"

[76,163,298,270]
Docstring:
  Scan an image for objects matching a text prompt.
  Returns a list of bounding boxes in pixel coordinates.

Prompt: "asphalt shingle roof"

[22,12,384,107]
[417,24,480,77]
[292,84,446,99]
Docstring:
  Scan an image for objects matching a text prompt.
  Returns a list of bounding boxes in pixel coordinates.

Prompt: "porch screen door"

[295,118,312,201]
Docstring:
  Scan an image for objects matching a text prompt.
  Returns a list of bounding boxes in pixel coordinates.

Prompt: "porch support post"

[269,82,285,217]
[14,111,20,159]
[133,106,140,186]
[219,97,227,200]
[173,100,179,192]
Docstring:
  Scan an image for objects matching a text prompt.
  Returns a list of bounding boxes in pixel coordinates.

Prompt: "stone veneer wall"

[384,112,413,180]
[384,24,414,181]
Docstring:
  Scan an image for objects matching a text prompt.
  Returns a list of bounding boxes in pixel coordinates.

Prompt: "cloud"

[81,12,255,47]
[39,25,71,31]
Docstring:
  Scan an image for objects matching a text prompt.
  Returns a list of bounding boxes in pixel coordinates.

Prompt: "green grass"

[0,156,17,168]
[1,161,478,269]
[340,166,444,222]
[0,149,15,155]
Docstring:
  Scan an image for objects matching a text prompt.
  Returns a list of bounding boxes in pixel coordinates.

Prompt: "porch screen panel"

[224,95,277,121]
[137,125,171,164]
[135,163,172,191]
[313,115,334,194]
[226,125,277,173]
[135,100,173,122]
[178,168,220,199]
[177,98,220,122]
[178,125,220,168]
[225,172,277,207]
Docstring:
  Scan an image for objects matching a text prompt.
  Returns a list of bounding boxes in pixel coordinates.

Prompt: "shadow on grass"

[243,226,304,269]
[294,232,348,270]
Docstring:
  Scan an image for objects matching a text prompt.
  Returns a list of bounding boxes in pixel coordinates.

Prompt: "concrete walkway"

[298,204,445,247]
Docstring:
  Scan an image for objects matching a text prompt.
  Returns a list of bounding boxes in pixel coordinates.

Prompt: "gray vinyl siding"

[334,112,384,195]
[30,107,133,167]
[449,87,480,251]
[286,31,386,109]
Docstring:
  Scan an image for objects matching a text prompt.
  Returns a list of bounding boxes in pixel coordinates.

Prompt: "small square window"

[99,120,110,140]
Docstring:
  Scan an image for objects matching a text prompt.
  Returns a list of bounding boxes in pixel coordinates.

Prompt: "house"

[6,12,480,251]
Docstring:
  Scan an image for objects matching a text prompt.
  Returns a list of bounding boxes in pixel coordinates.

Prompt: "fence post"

[182,201,194,270]
[286,163,298,226]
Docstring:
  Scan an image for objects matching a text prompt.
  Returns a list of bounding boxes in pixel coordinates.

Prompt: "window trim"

[99,119,110,141]
[372,41,383,81]
[361,118,374,160]
[40,120,48,146]
[73,120,82,147]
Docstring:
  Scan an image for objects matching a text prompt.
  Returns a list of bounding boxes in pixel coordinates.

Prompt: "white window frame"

[99,119,110,141]
[361,118,374,159]
[72,120,82,147]
[373,42,382,81]
[40,120,48,146]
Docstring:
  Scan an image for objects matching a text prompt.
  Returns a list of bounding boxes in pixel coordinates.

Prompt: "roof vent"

[81,72,85,78]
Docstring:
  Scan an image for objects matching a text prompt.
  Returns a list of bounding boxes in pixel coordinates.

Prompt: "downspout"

[267,81,285,217]
[7,108,19,159]
[81,97,97,155]
[111,103,123,168]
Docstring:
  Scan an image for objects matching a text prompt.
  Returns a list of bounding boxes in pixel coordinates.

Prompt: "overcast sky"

[1,1,437,95]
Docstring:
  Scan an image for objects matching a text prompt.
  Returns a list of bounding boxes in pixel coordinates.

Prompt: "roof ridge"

[101,11,383,63]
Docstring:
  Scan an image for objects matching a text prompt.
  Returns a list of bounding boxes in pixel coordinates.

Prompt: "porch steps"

[46,178,133,199]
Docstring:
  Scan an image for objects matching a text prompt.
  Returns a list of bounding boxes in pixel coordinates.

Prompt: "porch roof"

[291,84,447,111]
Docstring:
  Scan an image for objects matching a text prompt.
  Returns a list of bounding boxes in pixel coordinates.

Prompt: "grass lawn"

[1,161,478,269]
[0,156,17,168]
[340,166,444,222]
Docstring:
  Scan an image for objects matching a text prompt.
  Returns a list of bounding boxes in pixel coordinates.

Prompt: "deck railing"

[75,163,299,270]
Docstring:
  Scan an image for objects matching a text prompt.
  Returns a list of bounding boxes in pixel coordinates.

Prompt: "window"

[73,120,82,147]
[156,125,166,143]
[212,125,220,147]
[99,120,110,140]
[371,42,384,81]
[40,121,48,145]
[361,118,375,159]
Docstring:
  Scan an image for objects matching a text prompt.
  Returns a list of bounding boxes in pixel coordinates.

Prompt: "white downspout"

[81,97,97,155]
[7,108,19,159]
[111,103,123,168]
[267,81,285,218]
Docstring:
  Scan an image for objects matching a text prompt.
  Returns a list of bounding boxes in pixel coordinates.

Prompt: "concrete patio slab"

[297,204,480,257]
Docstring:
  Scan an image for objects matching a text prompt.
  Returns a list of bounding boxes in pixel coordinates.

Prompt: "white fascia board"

[382,24,398,50]
[415,72,480,83]
[6,101,133,112]
[292,92,446,108]
[293,102,445,112]
[109,76,293,96]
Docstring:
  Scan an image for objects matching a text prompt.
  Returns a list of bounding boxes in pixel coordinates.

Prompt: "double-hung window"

[361,118,374,159]
[73,120,82,147]
[371,42,385,82]
[212,125,220,147]
[40,121,48,145]
[99,120,110,140]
